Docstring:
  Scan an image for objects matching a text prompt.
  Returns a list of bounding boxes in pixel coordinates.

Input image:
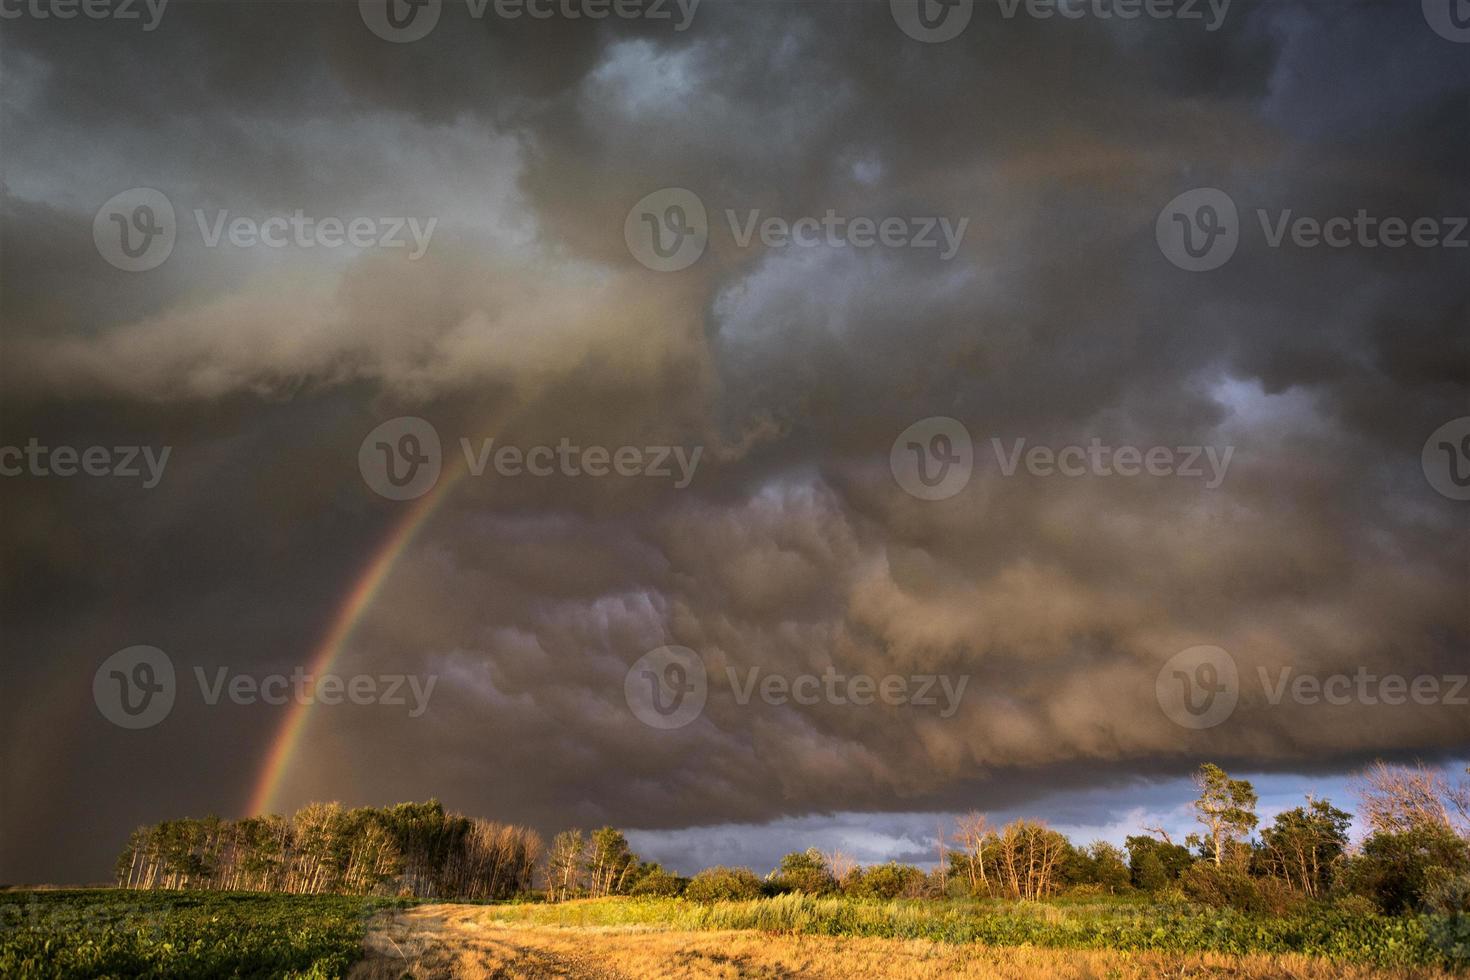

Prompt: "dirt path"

[351,903,1451,980]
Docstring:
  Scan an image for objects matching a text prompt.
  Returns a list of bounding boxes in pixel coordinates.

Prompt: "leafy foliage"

[1338,824,1470,914]
[116,800,541,901]
[683,866,764,902]
[0,889,405,979]
[771,849,838,895]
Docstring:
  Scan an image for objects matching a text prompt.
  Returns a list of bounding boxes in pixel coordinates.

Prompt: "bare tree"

[1142,826,1175,846]
[821,848,857,888]
[953,812,991,896]
[992,820,1067,901]
[935,821,948,894]
[1354,761,1466,838]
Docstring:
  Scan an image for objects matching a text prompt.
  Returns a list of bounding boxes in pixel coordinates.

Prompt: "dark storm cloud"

[1,0,1467,883]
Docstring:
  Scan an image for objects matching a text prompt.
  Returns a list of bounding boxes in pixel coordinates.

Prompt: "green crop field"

[0,889,410,979]
[3,888,1466,977]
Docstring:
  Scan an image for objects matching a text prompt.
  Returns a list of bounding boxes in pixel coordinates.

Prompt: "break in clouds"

[0,0,1467,883]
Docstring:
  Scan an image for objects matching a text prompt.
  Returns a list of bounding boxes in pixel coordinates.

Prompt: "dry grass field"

[349,903,1460,980]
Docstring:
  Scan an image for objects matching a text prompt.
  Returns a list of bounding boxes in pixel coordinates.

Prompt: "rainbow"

[246,462,465,817]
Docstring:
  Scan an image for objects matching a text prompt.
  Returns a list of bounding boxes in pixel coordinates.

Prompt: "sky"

[1,0,1467,884]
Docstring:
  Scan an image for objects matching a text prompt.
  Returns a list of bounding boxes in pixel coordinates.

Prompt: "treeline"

[116,800,541,900]
[533,761,1470,920]
[115,761,1470,920]
[658,762,1470,920]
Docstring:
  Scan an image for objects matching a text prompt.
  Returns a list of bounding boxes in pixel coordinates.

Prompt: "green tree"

[1125,834,1193,890]
[772,848,837,894]
[585,827,636,897]
[684,866,763,902]
[842,862,927,899]
[1188,764,1259,866]
[1257,798,1351,896]
[627,862,684,896]
[1339,824,1470,913]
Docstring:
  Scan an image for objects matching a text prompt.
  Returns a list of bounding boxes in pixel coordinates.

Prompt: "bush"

[771,849,837,895]
[841,863,927,900]
[1331,893,1381,918]
[1423,873,1470,916]
[629,868,684,897]
[684,866,763,903]
[1338,825,1470,914]
[1180,862,1263,912]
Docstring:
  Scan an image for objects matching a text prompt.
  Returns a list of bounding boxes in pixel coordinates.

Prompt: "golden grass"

[350,903,1458,979]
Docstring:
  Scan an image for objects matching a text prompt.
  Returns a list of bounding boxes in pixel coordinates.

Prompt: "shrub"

[684,866,763,902]
[842,863,927,900]
[771,849,837,895]
[1423,872,1470,916]
[1254,874,1307,916]
[1338,825,1470,914]
[1126,835,1193,891]
[1180,862,1262,912]
[629,868,684,897]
